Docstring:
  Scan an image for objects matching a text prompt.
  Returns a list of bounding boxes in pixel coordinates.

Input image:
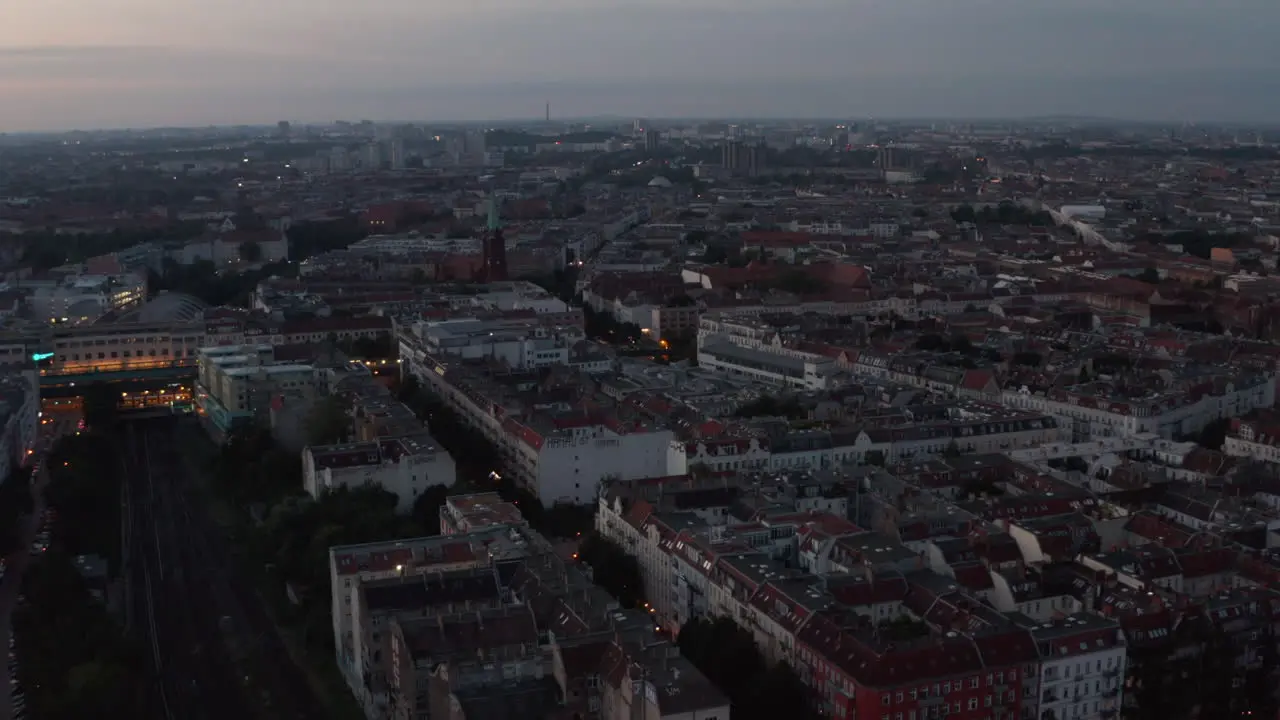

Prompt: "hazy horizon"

[4,0,1280,132]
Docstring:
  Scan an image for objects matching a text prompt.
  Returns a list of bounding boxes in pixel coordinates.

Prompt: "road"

[0,469,48,720]
[0,411,74,720]
[125,418,326,720]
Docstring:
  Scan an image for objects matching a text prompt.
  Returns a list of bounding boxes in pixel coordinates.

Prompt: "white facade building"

[302,435,456,512]
[28,272,146,324]
[1002,375,1275,441]
[407,317,584,371]
[698,341,838,390]
[503,419,675,505]
[1033,616,1127,720]
[50,320,206,374]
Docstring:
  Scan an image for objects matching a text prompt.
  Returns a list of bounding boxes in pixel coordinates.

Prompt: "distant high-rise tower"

[721,141,761,177]
[546,102,551,123]
[388,139,406,170]
[480,194,508,283]
[644,129,661,153]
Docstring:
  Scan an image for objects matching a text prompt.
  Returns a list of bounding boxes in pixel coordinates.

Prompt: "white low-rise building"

[698,340,838,390]
[407,317,585,371]
[1223,414,1280,464]
[26,271,147,325]
[302,435,456,512]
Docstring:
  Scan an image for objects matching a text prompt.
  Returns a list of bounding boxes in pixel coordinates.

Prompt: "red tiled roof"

[1175,548,1237,579]
[952,563,994,591]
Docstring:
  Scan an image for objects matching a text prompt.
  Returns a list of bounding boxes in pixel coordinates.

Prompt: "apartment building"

[439,492,526,536]
[1223,411,1280,464]
[404,356,676,506]
[329,528,548,718]
[593,472,1138,720]
[795,613,1037,720]
[196,343,318,433]
[387,606,544,720]
[303,434,457,513]
[668,404,1060,475]
[1032,615,1127,720]
[358,569,506,719]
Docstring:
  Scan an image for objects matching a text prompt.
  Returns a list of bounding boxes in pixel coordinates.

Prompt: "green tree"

[735,395,804,419]
[410,484,452,534]
[81,382,120,433]
[1012,351,1043,367]
[238,239,264,263]
[47,433,124,565]
[217,426,303,507]
[701,244,730,264]
[577,532,645,608]
[676,616,817,720]
[0,465,33,556]
[1196,418,1230,451]
[13,549,154,718]
[950,204,977,224]
[305,396,350,446]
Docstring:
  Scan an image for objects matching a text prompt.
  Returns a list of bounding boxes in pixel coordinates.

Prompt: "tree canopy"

[216,426,305,507]
[149,257,296,307]
[81,382,120,433]
[238,239,264,263]
[576,532,645,608]
[13,549,155,718]
[735,395,805,420]
[0,465,33,556]
[46,432,125,569]
[950,203,1053,226]
[677,616,818,720]
[304,395,350,446]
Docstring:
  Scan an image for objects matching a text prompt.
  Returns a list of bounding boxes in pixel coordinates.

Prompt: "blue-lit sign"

[31,352,54,362]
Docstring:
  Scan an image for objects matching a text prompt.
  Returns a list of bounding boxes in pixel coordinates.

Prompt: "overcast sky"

[2,0,1279,131]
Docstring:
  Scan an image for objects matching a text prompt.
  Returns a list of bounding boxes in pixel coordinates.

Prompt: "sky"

[2,0,1279,131]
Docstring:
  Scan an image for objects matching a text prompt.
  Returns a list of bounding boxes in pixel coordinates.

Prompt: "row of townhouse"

[1001,374,1275,441]
[670,405,1062,475]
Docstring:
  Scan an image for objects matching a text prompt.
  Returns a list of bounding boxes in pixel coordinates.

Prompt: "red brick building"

[796,612,1037,720]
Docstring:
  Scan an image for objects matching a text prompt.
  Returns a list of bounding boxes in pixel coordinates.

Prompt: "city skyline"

[4,0,1280,131]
